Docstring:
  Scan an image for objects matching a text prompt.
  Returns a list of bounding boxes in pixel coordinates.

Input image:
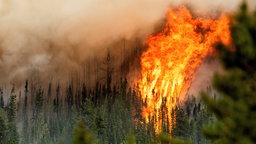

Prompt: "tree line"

[1,1,255,144]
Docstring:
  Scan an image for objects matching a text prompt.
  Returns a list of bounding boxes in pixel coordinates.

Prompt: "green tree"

[21,80,29,144]
[0,108,8,144]
[126,130,136,144]
[202,2,256,144]
[35,88,44,115]
[7,87,17,122]
[72,120,95,144]
[171,107,190,140]
[6,87,19,144]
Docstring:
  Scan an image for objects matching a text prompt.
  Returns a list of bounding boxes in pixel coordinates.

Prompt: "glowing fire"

[139,6,231,133]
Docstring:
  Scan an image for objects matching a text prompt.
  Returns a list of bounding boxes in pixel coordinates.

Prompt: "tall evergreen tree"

[47,82,52,102]
[202,2,256,144]
[72,120,95,144]
[7,87,17,123]
[82,83,87,103]
[35,88,44,116]
[21,80,29,144]
[24,80,28,114]
[0,89,4,108]
[171,107,190,140]
[6,86,19,144]
[0,108,8,144]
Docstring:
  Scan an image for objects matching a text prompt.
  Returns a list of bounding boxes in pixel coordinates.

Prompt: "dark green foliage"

[7,87,17,122]
[7,122,19,144]
[72,120,95,144]
[172,107,190,139]
[192,107,212,144]
[35,88,44,114]
[202,2,256,144]
[0,79,207,144]
[126,130,136,144]
[0,108,8,144]
[217,3,256,75]
[169,137,192,144]
[6,87,19,144]
[170,97,212,144]
[158,132,171,144]
[1,105,20,144]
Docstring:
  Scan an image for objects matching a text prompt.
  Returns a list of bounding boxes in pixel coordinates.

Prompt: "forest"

[0,1,256,144]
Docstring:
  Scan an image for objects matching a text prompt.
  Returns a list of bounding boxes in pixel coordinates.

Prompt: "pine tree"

[54,84,60,114]
[47,82,52,102]
[82,83,87,103]
[171,107,190,140]
[202,2,256,144]
[0,108,8,144]
[35,88,44,115]
[24,80,28,114]
[126,130,136,144]
[6,86,19,144]
[21,80,30,144]
[72,120,95,144]
[7,87,17,122]
[0,89,4,108]
[66,84,74,114]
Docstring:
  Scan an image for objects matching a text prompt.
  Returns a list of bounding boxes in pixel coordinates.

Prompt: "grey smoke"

[0,0,254,85]
[0,0,170,84]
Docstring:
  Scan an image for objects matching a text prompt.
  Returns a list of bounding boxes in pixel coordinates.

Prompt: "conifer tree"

[7,87,17,122]
[6,86,19,144]
[35,88,44,115]
[24,80,28,113]
[126,131,136,144]
[0,108,8,144]
[82,83,87,103]
[21,81,29,144]
[72,120,95,144]
[202,2,256,144]
[171,107,190,140]
[0,89,4,108]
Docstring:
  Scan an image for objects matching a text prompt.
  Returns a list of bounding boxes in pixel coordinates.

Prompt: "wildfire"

[139,6,231,133]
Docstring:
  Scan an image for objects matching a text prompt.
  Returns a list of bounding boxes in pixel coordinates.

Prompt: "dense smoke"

[187,58,224,97]
[0,0,254,86]
[0,0,171,85]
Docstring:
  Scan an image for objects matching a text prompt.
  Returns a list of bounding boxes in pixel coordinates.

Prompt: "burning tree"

[138,6,231,133]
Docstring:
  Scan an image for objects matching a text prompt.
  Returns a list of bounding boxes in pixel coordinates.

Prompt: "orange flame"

[139,6,231,133]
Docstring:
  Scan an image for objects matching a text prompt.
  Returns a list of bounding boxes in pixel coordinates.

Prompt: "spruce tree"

[0,89,4,108]
[202,2,256,144]
[22,80,29,144]
[6,86,19,144]
[0,108,8,144]
[171,107,190,140]
[72,120,95,144]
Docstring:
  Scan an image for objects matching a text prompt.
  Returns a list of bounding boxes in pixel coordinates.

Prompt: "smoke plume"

[0,0,171,85]
[0,0,254,86]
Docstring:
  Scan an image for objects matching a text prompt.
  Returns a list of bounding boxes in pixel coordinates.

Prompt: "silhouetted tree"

[0,89,4,108]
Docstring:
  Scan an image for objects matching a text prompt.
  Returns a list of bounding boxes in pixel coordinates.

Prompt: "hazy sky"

[0,0,254,84]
